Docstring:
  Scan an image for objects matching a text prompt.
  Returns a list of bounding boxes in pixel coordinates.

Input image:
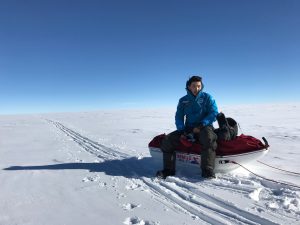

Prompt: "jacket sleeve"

[175,100,185,131]
[201,95,218,126]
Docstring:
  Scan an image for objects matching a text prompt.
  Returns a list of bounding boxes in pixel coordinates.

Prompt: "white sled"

[148,134,269,173]
[149,146,269,173]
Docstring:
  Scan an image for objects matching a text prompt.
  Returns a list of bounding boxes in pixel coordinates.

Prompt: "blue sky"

[1,0,299,114]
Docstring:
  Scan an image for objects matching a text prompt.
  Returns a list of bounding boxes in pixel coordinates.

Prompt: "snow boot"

[202,169,216,179]
[156,169,175,179]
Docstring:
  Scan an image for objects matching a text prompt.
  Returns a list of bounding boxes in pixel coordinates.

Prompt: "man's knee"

[160,130,182,153]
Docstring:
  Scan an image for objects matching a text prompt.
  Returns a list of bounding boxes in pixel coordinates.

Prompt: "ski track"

[47,119,298,225]
[47,120,128,160]
[164,177,280,225]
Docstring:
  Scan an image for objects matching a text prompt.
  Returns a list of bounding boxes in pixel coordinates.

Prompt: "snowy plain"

[0,103,299,225]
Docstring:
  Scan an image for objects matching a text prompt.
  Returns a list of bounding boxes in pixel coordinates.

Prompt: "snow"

[0,103,300,225]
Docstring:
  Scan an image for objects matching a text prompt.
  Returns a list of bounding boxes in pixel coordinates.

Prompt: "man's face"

[188,81,202,96]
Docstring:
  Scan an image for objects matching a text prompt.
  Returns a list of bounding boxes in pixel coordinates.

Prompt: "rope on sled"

[224,160,300,190]
[256,160,300,176]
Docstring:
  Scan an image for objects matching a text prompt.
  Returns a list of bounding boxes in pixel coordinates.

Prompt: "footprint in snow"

[75,158,84,162]
[82,177,94,182]
[131,129,141,133]
[94,159,103,163]
[249,188,263,201]
[117,193,126,199]
[123,217,159,225]
[125,183,141,190]
[122,203,141,211]
[99,182,107,188]
[253,206,265,213]
[82,176,100,182]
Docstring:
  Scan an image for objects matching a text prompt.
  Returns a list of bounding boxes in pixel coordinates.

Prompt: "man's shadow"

[3,156,161,178]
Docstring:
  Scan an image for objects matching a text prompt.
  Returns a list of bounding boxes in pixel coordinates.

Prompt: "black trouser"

[160,126,218,173]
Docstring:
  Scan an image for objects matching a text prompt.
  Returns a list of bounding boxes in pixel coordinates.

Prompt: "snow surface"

[1,103,300,225]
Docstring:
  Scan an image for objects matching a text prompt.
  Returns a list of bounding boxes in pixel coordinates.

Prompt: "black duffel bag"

[215,112,238,141]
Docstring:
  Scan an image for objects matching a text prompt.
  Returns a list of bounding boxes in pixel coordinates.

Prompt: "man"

[156,76,218,179]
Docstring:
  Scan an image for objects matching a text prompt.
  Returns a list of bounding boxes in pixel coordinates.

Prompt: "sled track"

[142,177,281,225]
[47,120,128,160]
[167,177,281,224]
[48,119,290,225]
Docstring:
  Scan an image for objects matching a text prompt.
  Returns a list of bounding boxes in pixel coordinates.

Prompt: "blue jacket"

[175,90,218,131]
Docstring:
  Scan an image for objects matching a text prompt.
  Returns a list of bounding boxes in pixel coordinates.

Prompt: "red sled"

[148,134,269,172]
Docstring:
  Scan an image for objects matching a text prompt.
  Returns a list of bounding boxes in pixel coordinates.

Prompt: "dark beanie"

[185,76,204,90]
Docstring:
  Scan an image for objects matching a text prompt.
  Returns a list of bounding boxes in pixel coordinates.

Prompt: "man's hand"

[180,134,187,139]
[193,127,201,134]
